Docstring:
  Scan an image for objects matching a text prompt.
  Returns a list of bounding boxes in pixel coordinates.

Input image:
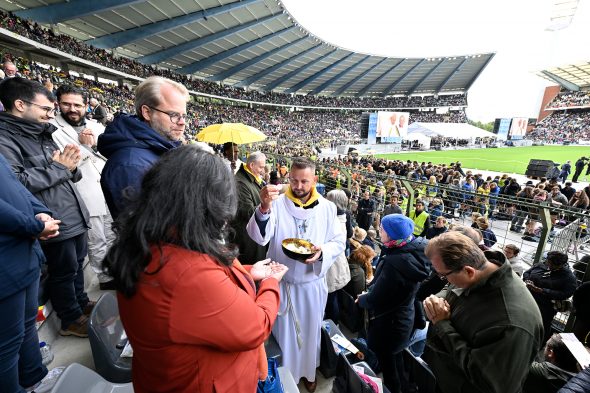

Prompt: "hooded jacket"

[97,114,181,218]
[0,112,89,242]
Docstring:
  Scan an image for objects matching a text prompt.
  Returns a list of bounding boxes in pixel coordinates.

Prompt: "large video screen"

[496,118,511,141]
[376,111,409,142]
[509,117,527,140]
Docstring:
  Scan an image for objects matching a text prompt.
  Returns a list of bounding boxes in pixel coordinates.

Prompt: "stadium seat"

[332,353,390,393]
[402,348,437,393]
[88,293,132,383]
[264,333,282,366]
[50,363,133,393]
[319,319,351,378]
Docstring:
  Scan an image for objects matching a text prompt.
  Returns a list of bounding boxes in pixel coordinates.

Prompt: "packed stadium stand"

[531,64,590,144]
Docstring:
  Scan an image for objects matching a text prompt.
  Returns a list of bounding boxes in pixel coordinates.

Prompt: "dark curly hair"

[103,145,238,297]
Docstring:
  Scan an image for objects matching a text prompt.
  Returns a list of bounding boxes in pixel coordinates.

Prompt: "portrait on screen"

[376,111,409,139]
[509,117,527,139]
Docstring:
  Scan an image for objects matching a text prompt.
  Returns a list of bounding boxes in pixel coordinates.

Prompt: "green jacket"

[423,262,544,393]
[231,164,266,264]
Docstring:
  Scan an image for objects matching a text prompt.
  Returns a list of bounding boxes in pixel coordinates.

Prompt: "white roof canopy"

[407,122,497,138]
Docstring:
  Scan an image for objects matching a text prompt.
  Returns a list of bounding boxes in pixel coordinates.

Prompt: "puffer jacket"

[557,368,590,393]
[0,112,89,242]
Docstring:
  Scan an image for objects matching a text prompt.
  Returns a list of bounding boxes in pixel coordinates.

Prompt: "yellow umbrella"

[196,123,266,145]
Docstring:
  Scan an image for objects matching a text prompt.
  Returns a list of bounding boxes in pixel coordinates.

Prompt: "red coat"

[117,245,280,393]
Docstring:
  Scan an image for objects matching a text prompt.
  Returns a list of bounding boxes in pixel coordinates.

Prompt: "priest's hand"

[304,245,322,264]
[423,295,451,324]
[259,184,280,212]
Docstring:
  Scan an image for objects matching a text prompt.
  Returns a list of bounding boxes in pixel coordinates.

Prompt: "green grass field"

[376,146,590,175]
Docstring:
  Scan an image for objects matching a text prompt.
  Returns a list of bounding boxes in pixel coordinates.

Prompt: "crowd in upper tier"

[0,9,467,109]
[528,111,590,144]
[546,91,590,109]
[3,55,468,148]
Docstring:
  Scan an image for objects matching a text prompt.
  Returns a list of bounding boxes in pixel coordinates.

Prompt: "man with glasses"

[0,77,93,337]
[51,84,116,290]
[98,76,189,218]
[421,231,543,393]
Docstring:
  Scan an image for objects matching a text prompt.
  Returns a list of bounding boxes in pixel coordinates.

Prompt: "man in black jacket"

[571,157,587,183]
[0,78,91,337]
[523,251,577,342]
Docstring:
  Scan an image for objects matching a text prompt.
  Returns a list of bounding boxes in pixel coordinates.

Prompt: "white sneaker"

[26,367,65,393]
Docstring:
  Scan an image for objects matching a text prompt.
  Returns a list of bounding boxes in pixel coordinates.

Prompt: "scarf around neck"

[384,234,415,249]
[285,186,320,209]
[242,163,262,185]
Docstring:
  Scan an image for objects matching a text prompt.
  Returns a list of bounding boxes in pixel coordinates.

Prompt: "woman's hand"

[250,258,273,281]
[250,259,289,282]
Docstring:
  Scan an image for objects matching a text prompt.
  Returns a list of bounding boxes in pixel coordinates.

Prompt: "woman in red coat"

[104,145,288,393]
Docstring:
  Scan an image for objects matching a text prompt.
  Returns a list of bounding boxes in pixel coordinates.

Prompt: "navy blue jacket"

[358,238,430,343]
[0,153,50,299]
[97,114,181,218]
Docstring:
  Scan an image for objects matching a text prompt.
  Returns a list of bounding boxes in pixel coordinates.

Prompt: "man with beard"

[247,157,345,392]
[0,77,91,337]
[51,85,116,290]
[98,76,188,218]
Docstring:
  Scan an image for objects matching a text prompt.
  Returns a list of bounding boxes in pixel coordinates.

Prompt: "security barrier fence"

[264,153,590,333]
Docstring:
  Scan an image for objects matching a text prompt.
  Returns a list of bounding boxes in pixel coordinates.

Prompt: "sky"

[281,0,590,123]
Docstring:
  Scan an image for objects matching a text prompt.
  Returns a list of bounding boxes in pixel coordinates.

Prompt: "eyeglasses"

[60,102,86,110]
[146,105,187,124]
[21,100,56,116]
[436,266,463,281]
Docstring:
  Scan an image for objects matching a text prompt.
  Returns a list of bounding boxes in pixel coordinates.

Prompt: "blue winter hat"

[381,214,414,241]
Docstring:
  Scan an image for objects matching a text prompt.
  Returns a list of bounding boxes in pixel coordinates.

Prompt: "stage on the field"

[375,145,590,175]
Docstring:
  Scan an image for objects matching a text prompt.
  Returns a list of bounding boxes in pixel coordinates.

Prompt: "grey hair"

[247,151,266,165]
[326,189,349,211]
[134,76,189,120]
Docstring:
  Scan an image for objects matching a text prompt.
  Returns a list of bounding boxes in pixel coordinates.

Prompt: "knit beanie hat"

[381,214,414,241]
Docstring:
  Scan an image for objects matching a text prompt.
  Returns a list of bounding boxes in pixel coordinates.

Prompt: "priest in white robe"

[247,157,345,392]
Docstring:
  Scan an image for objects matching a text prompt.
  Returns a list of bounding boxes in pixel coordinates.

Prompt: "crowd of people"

[0,68,589,393]
[0,9,469,109]
[1,12,590,392]
[528,110,590,144]
[547,91,590,109]
[3,54,471,156]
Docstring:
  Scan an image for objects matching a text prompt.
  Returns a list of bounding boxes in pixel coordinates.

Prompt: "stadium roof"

[6,0,495,97]
[538,61,590,91]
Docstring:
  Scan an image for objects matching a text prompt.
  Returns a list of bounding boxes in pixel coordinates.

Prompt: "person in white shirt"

[51,85,115,290]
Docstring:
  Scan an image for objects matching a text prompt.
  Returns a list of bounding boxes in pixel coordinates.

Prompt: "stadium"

[0,0,589,392]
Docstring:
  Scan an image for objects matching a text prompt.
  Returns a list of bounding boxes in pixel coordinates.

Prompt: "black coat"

[358,238,430,347]
[357,198,375,230]
[523,263,577,325]
[0,113,89,242]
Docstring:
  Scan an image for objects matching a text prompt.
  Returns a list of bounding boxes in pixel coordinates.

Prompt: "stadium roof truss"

[5,0,495,97]
[538,62,590,90]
